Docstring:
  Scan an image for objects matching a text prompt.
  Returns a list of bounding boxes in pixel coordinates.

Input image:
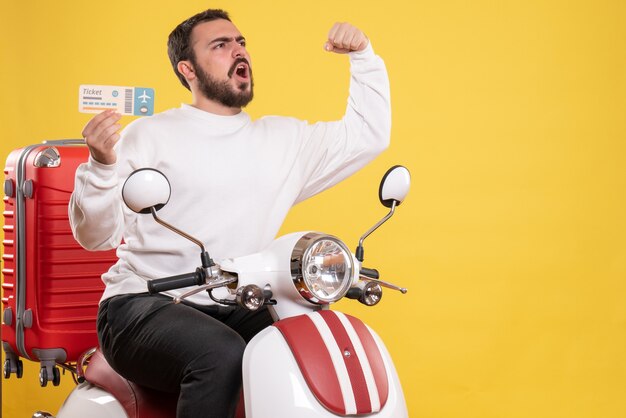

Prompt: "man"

[69,8,390,418]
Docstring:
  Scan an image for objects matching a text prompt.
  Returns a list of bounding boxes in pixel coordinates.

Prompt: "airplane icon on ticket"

[138,90,152,103]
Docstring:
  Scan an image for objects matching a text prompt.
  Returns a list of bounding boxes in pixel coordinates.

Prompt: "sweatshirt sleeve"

[68,156,125,251]
[294,42,391,203]
[68,120,147,251]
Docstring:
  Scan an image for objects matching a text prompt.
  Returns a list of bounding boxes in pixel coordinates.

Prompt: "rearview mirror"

[356,165,410,262]
[379,165,411,208]
[122,168,171,214]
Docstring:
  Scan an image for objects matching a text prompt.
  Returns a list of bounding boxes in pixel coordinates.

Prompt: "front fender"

[242,312,408,418]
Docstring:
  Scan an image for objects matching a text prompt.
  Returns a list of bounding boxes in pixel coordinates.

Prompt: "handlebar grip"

[147,268,206,294]
[360,267,380,279]
[346,287,363,300]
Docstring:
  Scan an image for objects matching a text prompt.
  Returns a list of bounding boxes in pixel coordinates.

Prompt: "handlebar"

[147,268,207,294]
[346,287,362,300]
[360,267,380,279]
[347,267,381,302]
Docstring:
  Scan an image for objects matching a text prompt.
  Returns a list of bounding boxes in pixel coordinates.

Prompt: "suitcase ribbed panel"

[35,193,112,332]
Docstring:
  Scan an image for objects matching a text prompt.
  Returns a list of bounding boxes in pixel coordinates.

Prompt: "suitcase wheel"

[39,365,61,387]
[52,367,61,386]
[39,367,48,387]
[3,358,23,379]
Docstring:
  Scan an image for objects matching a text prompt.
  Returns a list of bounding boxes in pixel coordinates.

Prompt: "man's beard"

[192,59,254,108]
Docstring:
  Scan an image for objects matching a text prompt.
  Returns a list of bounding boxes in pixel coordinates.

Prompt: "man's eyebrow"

[208,36,246,45]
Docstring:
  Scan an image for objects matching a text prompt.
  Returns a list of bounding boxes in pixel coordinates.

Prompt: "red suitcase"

[2,140,117,386]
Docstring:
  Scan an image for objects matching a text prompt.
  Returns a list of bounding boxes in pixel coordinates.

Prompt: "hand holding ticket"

[80,110,122,165]
[79,84,155,116]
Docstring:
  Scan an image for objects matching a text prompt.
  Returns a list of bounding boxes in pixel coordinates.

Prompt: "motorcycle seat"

[84,349,178,418]
[84,348,246,418]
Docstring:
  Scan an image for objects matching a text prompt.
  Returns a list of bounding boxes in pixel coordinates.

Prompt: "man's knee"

[185,331,246,381]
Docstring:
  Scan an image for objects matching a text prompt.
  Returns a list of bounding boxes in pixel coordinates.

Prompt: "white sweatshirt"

[69,44,391,304]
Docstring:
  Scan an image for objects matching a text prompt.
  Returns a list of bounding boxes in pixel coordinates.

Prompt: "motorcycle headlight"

[291,233,354,304]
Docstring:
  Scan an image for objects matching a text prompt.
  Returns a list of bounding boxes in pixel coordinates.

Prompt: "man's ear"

[178,61,196,84]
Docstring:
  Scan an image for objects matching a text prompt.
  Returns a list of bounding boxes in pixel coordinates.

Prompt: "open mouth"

[235,63,249,79]
[230,59,250,80]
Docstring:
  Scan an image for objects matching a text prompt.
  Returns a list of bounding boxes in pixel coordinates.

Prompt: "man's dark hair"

[168,9,231,90]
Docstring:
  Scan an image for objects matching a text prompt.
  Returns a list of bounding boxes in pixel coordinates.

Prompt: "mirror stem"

[355,200,397,262]
[150,207,215,268]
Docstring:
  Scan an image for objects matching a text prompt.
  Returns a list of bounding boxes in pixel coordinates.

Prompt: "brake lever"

[173,272,238,304]
[359,275,408,294]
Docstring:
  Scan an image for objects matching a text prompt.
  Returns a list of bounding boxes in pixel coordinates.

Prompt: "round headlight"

[291,233,354,304]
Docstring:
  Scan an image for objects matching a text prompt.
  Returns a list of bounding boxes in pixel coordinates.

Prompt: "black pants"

[97,293,274,418]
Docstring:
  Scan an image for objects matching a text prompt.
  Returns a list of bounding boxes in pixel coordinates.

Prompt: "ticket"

[79,84,155,116]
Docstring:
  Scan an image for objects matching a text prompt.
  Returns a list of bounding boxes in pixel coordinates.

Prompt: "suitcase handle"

[42,139,86,146]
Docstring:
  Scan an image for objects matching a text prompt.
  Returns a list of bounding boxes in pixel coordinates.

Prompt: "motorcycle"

[34,165,411,418]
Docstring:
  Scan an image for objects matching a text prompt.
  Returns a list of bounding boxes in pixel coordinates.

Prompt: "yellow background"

[2,0,626,417]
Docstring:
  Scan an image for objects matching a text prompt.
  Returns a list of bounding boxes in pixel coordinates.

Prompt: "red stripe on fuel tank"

[273,315,346,414]
[347,315,389,408]
[318,311,372,414]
